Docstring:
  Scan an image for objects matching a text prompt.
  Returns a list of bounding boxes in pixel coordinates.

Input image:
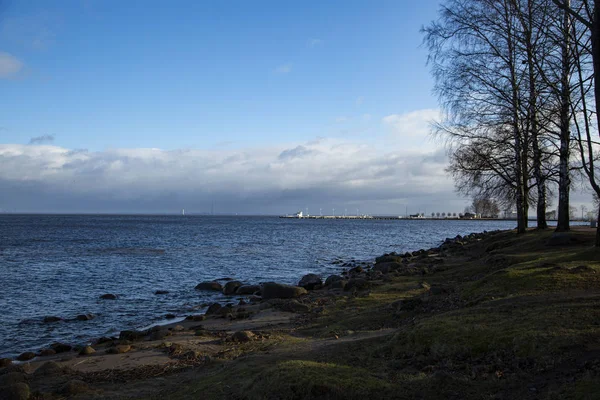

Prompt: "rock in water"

[154,290,169,295]
[100,293,117,300]
[223,280,243,295]
[194,281,223,291]
[261,282,308,299]
[50,343,72,353]
[0,383,30,400]
[16,352,35,362]
[236,285,261,295]
[0,358,12,368]
[298,274,323,290]
[75,314,95,321]
[43,316,62,323]
[205,303,222,315]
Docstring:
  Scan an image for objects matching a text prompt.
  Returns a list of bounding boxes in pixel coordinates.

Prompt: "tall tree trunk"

[556,1,571,232]
[592,4,600,245]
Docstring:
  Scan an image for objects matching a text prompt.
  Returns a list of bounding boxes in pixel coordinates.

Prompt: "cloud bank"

[0,138,461,214]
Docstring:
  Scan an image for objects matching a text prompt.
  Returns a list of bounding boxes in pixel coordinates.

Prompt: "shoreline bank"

[2,227,600,399]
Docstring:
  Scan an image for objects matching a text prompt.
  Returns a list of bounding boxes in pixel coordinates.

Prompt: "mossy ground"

[160,227,600,400]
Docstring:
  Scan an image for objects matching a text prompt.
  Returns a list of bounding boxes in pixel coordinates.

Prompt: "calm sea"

[0,214,519,358]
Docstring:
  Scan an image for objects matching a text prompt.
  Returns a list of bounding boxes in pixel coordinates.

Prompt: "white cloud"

[335,116,349,123]
[0,139,460,213]
[382,109,441,138]
[274,63,292,74]
[0,52,24,78]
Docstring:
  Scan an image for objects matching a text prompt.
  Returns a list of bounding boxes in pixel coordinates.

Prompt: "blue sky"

[0,0,440,151]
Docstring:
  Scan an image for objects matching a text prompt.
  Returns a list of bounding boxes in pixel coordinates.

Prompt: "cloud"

[28,135,55,145]
[308,38,323,47]
[335,116,349,123]
[0,52,24,78]
[0,139,461,214]
[382,109,441,138]
[274,63,292,74]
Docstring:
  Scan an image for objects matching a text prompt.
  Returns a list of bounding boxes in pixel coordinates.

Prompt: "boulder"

[231,331,255,343]
[0,372,26,387]
[344,278,370,291]
[261,282,308,299]
[194,281,223,291]
[43,316,62,323]
[0,383,30,400]
[205,303,222,315]
[165,314,176,319]
[154,290,169,295]
[119,330,146,341]
[50,343,72,353]
[298,274,323,290]
[324,275,343,286]
[38,348,56,357]
[60,380,90,396]
[79,346,96,356]
[75,314,95,321]
[0,358,12,368]
[236,285,261,295]
[373,262,401,274]
[330,280,347,290]
[223,281,243,295]
[100,293,117,300]
[16,352,35,362]
[106,345,131,354]
[185,315,205,322]
[348,266,364,275]
[33,361,64,377]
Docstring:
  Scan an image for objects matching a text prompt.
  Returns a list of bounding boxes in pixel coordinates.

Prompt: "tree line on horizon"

[424,0,600,245]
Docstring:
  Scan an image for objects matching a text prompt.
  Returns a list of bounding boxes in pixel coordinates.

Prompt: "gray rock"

[75,314,95,321]
[0,383,30,400]
[231,331,255,343]
[195,281,223,291]
[324,275,343,286]
[38,348,56,357]
[16,352,35,362]
[60,380,90,396]
[330,279,347,290]
[236,285,261,295]
[0,358,12,368]
[33,361,64,377]
[261,282,308,299]
[344,278,370,291]
[100,293,117,300]
[205,303,222,315]
[119,330,147,341]
[223,280,243,295]
[79,346,96,355]
[298,274,323,290]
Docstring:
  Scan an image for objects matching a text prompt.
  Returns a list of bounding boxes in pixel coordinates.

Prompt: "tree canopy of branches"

[425,0,600,244]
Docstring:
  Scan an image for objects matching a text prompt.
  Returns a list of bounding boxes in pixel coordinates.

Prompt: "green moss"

[243,360,392,400]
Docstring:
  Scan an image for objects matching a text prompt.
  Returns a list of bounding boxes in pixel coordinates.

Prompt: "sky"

[0,0,592,215]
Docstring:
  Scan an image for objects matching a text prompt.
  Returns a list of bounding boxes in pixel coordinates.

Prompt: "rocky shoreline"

[0,230,495,399]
